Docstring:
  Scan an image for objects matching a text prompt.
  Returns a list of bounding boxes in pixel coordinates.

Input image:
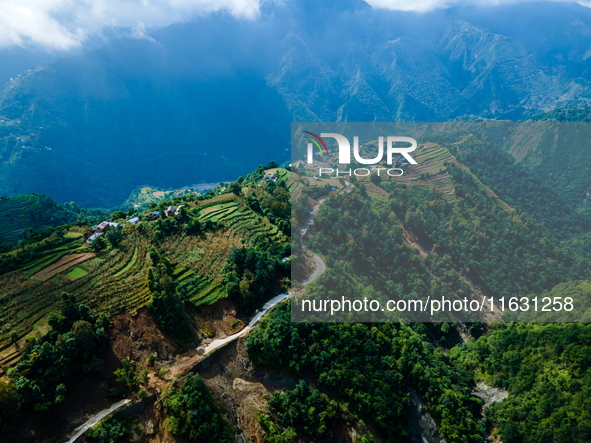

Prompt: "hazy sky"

[0,0,589,50]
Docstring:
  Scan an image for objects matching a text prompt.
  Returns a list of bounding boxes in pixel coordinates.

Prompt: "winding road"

[65,195,328,442]
[65,399,131,443]
[197,195,327,355]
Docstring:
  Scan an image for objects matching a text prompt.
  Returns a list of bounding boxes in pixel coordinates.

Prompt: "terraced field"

[0,189,290,369]
[0,194,42,245]
[162,229,244,306]
[0,233,152,367]
[31,253,95,281]
[198,202,240,222]
[388,146,459,202]
[220,206,287,247]
[353,145,512,213]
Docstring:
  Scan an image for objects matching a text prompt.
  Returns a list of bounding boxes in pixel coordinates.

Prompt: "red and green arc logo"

[303,131,328,154]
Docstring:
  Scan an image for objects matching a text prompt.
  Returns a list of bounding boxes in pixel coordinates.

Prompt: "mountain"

[3,137,591,441]
[3,1,591,207]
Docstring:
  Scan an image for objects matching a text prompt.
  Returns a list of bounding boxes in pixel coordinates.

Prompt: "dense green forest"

[0,293,110,436]
[452,321,591,443]
[295,163,591,322]
[162,373,234,442]
[248,304,483,442]
[286,138,591,441]
[441,136,591,239]
[530,108,591,122]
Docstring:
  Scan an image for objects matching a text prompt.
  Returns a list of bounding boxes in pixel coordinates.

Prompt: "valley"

[1,136,591,442]
[2,1,591,442]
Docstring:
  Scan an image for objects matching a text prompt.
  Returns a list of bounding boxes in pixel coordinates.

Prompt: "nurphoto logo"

[302,131,418,177]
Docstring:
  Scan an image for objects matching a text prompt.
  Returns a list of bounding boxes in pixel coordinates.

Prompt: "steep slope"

[0,193,107,246]
[3,1,591,206]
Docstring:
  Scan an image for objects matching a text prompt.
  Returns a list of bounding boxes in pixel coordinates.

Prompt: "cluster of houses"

[263,173,278,182]
[86,204,186,245]
[144,205,185,222]
[86,221,120,244]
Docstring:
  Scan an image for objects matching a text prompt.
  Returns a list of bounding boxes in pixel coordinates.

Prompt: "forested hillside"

[0,193,107,247]
[287,133,591,441]
[4,1,591,206]
[2,138,591,442]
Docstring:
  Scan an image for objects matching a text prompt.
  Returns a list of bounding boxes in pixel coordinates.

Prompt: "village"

[86,204,185,244]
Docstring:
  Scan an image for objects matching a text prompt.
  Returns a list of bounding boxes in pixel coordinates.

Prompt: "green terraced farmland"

[66,267,88,279]
[220,206,287,247]
[0,194,42,245]
[0,233,153,362]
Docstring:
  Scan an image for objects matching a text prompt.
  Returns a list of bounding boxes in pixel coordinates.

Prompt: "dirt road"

[65,196,329,442]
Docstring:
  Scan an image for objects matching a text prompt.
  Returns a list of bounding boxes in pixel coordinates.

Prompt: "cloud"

[0,0,589,50]
[0,0,263,49]
[365,0,591,13]
[130,21,155,41]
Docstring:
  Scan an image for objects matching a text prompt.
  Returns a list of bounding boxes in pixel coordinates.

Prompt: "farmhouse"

[128,217,140,224]
[165,206,175,217]
[87,232,104,245]
[93,221,120,232]
[93,221,109,232]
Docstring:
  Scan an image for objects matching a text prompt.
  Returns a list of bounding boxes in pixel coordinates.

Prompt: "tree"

[228,181,242,196]
[370,173,382,185]
[177,206,189,225]
[184,218,201,235]
[163,373,233,442]
[90,234,105,251]
[114,359,139,393]
[72,320,96,359]
[147,264,192,342]
[109,210,126,221]
[0,381,19,436]
[106,226,123,247]
[87,418,126,442]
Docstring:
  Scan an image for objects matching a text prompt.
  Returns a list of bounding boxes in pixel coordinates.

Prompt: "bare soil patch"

[31,253,95,281]
[192,299,244,339]
[201,206,220,216]
[365,182,388,197]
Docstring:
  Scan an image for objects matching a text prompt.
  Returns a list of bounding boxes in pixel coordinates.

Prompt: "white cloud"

[130,21,155,41]
[0,0,589,50]
[365,0,591,12]
[365,0,449,12]
[0,0,263,49]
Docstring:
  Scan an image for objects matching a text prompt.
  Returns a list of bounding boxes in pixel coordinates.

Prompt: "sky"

[0,0,589,50]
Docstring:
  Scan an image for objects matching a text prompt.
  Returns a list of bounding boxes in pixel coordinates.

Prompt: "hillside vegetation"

[4,2,591,206]
[285,138,591,441]
[0,193,106,246]
[0,166,290,369]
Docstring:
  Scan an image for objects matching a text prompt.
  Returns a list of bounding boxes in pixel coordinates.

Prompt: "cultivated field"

[0,194,42,245]
[0,233,153,367]
[0,184,289,370]
[31,253,95,281]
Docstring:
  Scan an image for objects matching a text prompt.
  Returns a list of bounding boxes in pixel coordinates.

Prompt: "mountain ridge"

[3,1,591,206]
